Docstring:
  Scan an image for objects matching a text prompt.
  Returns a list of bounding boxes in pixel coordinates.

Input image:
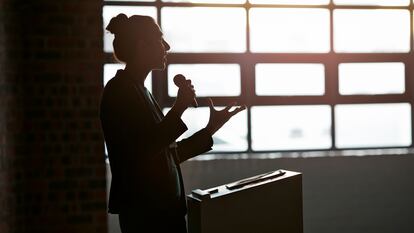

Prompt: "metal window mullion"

[240,59,255,153]
[103,1,244,7]
[156,0,162,22]
[315,59,338,150]
[328,1,337,150]
[151,0,167,107]
[249,94,410,105]
[160,94,411,106]
[409,3,414,147]
[245,2,251,54]
[103,1,410,9]
[161,53,412,64]
[244,2,253,153]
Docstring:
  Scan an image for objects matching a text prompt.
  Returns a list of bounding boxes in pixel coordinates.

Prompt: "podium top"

[188,169,301,201]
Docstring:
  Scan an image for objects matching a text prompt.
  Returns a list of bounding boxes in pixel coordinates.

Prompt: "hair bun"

[106,13,129,35]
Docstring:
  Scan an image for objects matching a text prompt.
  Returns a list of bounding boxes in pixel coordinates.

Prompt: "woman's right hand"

[171,79,196,116]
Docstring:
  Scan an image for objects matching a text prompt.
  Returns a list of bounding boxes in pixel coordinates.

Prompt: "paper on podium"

[187,169,303,233]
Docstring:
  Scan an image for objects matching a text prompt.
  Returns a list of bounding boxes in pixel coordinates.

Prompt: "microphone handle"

[175,75,198,108]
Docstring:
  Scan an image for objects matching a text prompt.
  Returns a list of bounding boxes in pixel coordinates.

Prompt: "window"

[255,63,325,96]
[251,105,332,151]
[334,9,410,53]
[335,103,411,148]
[103,0,414,154]
[162,7,246,53]
[250,8,330,53]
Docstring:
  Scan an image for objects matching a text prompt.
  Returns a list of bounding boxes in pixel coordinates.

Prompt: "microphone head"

[173,73,198,107]
[173,74,186,87]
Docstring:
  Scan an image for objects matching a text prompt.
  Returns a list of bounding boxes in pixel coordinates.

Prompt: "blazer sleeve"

[175,128,213,163]
[111,79,188,160]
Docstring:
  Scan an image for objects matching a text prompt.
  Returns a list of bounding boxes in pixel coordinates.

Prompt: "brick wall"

[0,1,107,232]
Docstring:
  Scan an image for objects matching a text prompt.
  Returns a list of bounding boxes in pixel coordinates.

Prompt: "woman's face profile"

[135,23,171,71]
[154,35,171,70]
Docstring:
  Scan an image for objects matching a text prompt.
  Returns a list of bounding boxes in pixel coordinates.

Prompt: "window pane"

[103,64,152,90]
[163,0,245,3]
[161,7,246,53]
[334,10,410,53]
[256,63,325,96]
[251,105,332,151]
[168,64,240,97]
[250,0,329,4]
[163,107,248,152]
[103,6,157,52]
[335,103,411,148]
[250,8,330,53]
[334,0,409,6]
[339,63,405,95]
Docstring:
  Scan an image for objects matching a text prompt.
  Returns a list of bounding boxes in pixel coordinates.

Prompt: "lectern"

[187,170,303,233]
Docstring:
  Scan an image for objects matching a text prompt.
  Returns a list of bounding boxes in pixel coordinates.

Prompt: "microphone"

[173,74,198,108]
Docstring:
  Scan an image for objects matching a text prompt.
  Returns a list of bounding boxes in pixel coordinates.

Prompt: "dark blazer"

[100,70,213,215]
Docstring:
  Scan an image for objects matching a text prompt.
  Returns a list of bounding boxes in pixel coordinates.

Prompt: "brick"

[1,1,107,232]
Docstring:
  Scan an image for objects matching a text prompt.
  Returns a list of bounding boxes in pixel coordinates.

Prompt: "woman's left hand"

[205,98,246,135]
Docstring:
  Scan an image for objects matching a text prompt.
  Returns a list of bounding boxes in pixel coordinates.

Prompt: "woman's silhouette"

[100,14,245,233]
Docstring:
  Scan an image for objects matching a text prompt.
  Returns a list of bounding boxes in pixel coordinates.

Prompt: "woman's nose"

[163,39,170,51]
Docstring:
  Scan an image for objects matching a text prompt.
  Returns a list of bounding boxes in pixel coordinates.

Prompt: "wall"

[0,1,107,232]
[106,153,414,233]
[182,154,414,233]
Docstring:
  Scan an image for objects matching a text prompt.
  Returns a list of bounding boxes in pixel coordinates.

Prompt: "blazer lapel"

[133,83,162,123]
[148,92,165,119]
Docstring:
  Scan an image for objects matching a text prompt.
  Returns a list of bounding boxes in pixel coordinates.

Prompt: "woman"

[100,14,245,233]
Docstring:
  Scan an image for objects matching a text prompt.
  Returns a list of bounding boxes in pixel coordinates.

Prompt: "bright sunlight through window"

[103,0,414,154]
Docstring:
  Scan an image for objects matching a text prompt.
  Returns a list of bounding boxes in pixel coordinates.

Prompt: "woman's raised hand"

[205,98,246,135]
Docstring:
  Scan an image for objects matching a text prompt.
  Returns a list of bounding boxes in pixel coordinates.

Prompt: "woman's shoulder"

[106,69,126,86]
[104,69,135,94]
[102,70,146,108]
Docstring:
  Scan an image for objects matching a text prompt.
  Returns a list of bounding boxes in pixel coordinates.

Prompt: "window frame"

[103,0,414,154]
